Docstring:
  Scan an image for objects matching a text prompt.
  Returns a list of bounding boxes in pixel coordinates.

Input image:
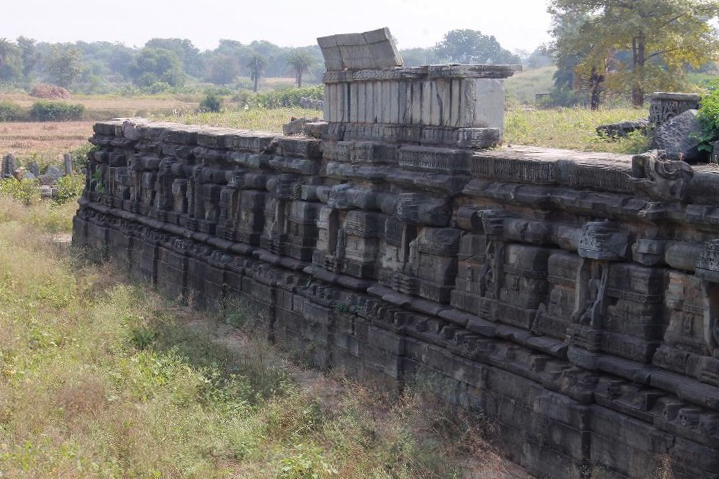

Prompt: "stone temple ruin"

[73,28,719,479]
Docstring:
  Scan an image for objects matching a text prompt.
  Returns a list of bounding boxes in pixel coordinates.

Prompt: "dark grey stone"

[653,109,703,161]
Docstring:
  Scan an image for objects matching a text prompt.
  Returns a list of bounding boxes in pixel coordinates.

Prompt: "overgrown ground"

[505,106,650,153]
[0,195,527,478]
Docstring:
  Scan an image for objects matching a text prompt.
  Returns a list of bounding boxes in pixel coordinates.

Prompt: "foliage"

[0,38,22,84]
[199,91,223,112]
[287,50,316,88]
[53,174,85,205]
[145,38,203,77]
[247,53,267,93]
[45,45,85,89]
[696,82,719,154]
[29,101,84,121]
[549,0,719,107]
[435,29,521,64]
[279,444,337,479]
[206,54,240,85]
[0,100,22,121]
[129,47,186,88]
[0,178,39,205]
[252,85,323,109]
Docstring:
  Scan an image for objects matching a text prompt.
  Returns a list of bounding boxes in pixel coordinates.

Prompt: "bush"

[696,83,719,156]
[233,85,324,109]
[0,101,22,122]
[54,174,85,205]
[199,92,223,112]
[0,178,39,205]
[30,101,85,121]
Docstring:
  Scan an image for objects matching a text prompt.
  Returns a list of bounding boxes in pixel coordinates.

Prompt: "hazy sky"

[0,0,553,53]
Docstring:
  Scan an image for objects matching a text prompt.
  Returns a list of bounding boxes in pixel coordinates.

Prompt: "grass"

[505,66,557,106]
[504,106,651,154]
[154,107,322,132]
[0,193,520,478]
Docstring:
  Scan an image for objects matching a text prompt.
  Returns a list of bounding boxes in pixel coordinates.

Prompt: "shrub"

[0,101,22,122]
[199,92,223,112]
[54,174,85,205]
[30,101,85,121]
[696,83,719,157]
[0,178,39,205]
[233,85,324,109]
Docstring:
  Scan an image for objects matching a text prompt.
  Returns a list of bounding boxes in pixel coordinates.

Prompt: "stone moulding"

[74,118,719,479]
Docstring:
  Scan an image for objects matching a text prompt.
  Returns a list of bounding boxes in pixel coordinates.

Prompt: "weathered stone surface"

[317,27,402,71]
[2,154,16,178]
[649,92,702,128]
[653,109,704,161]
[74,50,719,479]
[45,165,63,180]
[596,119,648,139]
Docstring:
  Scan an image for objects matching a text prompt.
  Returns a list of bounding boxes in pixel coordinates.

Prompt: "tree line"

[0,30,526,95]
[0,37,324,93]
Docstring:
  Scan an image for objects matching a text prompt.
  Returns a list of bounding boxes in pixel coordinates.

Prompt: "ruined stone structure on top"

[74,28,719,479]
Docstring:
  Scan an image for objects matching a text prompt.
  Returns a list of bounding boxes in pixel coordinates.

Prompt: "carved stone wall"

[74,117,719,479]
[71,31,719,478]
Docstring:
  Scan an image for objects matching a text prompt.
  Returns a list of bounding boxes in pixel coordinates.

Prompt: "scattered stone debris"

[596,119,648,139]
[282,116,325,137]
[649,92,701,129]
[653,109,703,162]
[299,97,325,110]
[1,152,74,199]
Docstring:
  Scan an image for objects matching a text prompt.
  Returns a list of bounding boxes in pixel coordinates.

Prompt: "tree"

[247,53,266,92]
[0,39,20,85]
[549,8,599,108]
[16,36,38,81]
[129,48,186,88]
[549,0,719,107]
[287,50,314,88]
[434,29,520,64]
[144,38,203,77]
[45,45,85,89]
[206,54,239,85]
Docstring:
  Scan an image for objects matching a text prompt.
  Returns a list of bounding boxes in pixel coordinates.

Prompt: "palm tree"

[247,53,266,93]
[287,50,314,88]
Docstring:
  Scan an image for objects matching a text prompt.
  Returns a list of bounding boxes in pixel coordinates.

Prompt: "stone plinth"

[74,117,719,479]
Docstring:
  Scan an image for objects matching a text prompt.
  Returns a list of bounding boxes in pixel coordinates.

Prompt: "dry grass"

[154,107,322,133]
[0,91,200,115]
[0,193,525,478]
[0,121,94,164]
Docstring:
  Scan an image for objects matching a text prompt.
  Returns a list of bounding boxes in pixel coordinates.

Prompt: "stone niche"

[73,29,719,479]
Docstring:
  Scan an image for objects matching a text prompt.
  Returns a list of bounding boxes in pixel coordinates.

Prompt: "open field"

[0,121,94,165]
